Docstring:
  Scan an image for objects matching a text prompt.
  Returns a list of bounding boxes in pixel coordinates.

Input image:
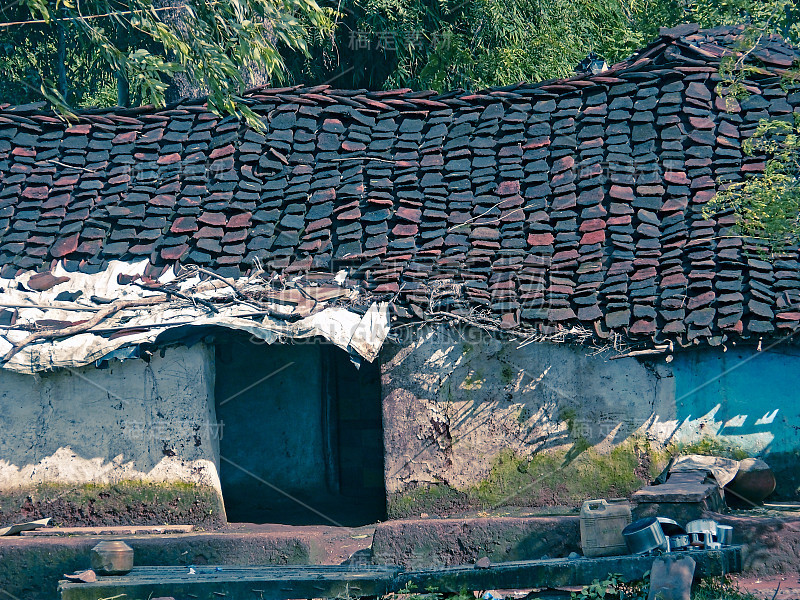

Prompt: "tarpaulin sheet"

[0,261,391,374]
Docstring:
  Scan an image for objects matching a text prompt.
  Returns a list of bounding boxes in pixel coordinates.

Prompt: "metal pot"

[90,540,134,575]
[686,519,717,549]
[686,519,718,536]
[669,534,690,550]
[657,517,687,537]
[716,524,733,546]
[622,517,667,554]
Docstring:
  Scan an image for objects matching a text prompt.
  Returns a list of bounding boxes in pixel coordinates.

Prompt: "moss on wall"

[388,438,668,519]
[668,436,751,461]
[0,480,226,529]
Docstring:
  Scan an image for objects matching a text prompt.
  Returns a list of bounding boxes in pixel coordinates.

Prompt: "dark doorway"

[214,332,386,526]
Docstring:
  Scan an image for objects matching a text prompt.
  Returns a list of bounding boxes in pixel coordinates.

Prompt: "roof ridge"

[6,24,798,122]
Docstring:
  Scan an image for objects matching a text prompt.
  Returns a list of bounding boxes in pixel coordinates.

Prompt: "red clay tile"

[161,244,189,261]
[227,212,252,228]
[198,212,228,226]
[51,234,80,258]
[171,217,198,233]
[157,153,182,165]
[527,233,554,246]
[195,226,224,239]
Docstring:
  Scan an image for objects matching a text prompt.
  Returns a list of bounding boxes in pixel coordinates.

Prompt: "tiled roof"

[1,24,799,346]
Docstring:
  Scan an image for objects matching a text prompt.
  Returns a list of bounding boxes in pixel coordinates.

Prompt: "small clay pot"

[90,540,134,575]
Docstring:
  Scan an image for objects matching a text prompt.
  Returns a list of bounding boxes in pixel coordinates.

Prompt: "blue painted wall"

[670,345,800,457]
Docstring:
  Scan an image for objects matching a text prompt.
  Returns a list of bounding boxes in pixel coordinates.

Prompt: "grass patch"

[383,576,757,600]
[471,441,645,508]
[388,484,469,519]
[388,437,667,517]
[669,436,751,461]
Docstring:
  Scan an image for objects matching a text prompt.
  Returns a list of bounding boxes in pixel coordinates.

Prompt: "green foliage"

[693,1,800,255]
[571,573,648,600]
[692,576,759,600]
[285,0,685,91]
[0,0,332,124]
[284,0,800,92]
[393,587,475,600]
[0,8,117,108]
[4,0,800,112]
[569,573,758,600]
[684,0,799,39]
[704,114,800,253]
[381,578,757,600]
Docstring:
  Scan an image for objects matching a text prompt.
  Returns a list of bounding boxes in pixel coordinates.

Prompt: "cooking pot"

[686,519,717,549]
[657,517,687,537]
[668,534,690,550]
[686,519,717,535]
[622,517,667,554]
[716,524,733,546]
[90,540,134,575]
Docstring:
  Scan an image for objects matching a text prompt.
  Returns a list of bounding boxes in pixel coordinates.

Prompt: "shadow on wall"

[670,345,800,498]
[0,344,224,526]
[380,326,800,512]
[380,326,675,497]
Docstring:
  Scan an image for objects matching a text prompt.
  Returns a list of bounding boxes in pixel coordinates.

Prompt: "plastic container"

[580,498,632,557]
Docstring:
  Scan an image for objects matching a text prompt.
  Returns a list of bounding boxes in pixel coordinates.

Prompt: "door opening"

[214,332,386,526]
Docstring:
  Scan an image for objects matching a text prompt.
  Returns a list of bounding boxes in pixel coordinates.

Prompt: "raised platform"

[22,524,194,536]
[632,470,726,522]
[4,512,800,600]
[59,548,743,600]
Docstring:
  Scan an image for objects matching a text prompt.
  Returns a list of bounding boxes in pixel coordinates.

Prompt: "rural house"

[0,24,798,527]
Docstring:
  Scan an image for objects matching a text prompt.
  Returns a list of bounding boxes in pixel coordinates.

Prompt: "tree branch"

[1,296,167,364]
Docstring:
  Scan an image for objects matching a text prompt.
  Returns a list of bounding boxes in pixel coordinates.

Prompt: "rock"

[63,569,97,583]
[647,556,695,600]
[726,458,776,507]
[475,557,491,569]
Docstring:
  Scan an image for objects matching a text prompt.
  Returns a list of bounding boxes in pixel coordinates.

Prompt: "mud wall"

[380,326,800,514]
[381,327,674,495]
[0,344,225,525]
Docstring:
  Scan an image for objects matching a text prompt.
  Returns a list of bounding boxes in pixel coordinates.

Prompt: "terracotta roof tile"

[0,26,798,346]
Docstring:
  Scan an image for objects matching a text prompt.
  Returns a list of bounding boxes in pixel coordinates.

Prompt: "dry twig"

[1,296,167,363]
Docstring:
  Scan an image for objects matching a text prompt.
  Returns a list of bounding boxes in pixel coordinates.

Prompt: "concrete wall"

[381,326,800,507]
[0,333,386,526]
[669,345,800,497]
[0,344,224,523]
[2,323,797,524]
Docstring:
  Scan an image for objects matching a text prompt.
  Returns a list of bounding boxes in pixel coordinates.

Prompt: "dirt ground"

[733,574,800,599]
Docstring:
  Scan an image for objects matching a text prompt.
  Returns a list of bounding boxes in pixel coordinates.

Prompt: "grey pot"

[90,540,134,575]
[622,517,667,555]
